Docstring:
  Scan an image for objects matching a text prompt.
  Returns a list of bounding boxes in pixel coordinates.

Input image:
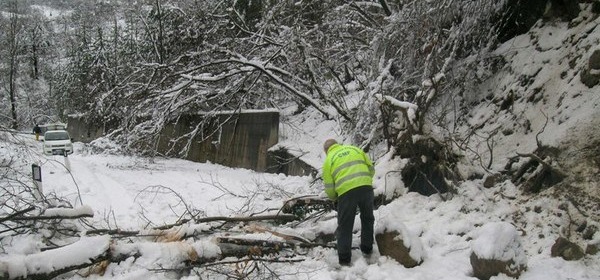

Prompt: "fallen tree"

[0,226,333,280]
[85,213,299,239]
[154,213,298,230]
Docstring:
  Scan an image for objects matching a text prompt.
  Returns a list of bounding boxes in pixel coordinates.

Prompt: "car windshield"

[45,131,70,141]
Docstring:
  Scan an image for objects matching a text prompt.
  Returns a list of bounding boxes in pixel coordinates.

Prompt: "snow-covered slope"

[468,12,599,167]
[461,9,600,217]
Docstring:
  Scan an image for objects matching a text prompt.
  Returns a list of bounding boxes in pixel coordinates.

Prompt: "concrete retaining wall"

[66,116,115,143]
[67,111,299,174]
[155,111,279,172]
[266,147,317,177]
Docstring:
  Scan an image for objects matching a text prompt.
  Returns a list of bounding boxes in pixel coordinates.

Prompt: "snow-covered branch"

[375,94,419,131]
[226,58,334,119]
[0,236,110,280]
[42,205,94,218]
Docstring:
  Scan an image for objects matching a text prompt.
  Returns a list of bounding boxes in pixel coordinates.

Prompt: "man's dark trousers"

[336,185,375,263]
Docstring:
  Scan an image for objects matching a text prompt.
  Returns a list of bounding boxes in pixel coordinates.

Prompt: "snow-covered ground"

[0,129,598,279]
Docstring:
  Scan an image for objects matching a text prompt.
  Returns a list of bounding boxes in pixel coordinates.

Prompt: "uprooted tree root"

[396,135,461,199]
[506,146,567,193]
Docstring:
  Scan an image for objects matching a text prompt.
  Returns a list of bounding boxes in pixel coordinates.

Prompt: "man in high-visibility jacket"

[33,124,42,141]
[322,139,375,266]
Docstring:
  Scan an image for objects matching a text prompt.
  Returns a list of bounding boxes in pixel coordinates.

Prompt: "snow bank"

[471,222,527,266]
[376,205,425,263]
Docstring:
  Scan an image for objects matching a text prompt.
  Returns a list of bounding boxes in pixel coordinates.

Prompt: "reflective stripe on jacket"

[322,144,374,200]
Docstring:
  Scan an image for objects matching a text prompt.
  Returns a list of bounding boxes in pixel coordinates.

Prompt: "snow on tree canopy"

[374,94,419,128]
[471,222,527,266]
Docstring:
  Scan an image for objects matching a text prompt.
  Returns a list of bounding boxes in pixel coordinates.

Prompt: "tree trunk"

[29,24,41,80]
[8,2,21,129]
[155,0,164,64]
[0,235,322,279]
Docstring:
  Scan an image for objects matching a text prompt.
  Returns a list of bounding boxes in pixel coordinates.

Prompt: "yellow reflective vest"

[322,143,374,200]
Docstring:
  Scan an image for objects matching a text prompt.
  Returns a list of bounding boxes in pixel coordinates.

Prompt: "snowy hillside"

[469,13,599,169]
[274,5,600,279]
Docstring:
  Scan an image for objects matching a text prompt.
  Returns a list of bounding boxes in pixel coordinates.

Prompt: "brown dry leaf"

[155,228,183,242]
[187,245,199,262]
[248,246,262,256]
[83,260,110,277]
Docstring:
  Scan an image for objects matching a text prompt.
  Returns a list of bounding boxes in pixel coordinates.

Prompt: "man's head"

[323,139,338,154]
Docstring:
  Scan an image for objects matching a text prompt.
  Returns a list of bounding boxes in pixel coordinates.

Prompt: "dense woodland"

[1,0,531,149]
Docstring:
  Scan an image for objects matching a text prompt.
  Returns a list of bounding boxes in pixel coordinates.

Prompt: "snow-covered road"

[36,139,312,230]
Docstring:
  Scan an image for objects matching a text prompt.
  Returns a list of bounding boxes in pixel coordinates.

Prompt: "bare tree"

[1,1,24,129]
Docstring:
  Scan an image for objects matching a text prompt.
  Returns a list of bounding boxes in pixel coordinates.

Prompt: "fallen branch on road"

[154,213,298,230]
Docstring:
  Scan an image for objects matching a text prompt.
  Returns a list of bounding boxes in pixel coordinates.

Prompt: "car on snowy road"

[42,130,74,156]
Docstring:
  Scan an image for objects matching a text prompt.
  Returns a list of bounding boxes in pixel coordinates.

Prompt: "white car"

[40,123,67,135]
[43,130,74,156]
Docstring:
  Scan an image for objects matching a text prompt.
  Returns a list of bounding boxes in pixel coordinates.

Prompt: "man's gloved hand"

[319,191,337,211]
